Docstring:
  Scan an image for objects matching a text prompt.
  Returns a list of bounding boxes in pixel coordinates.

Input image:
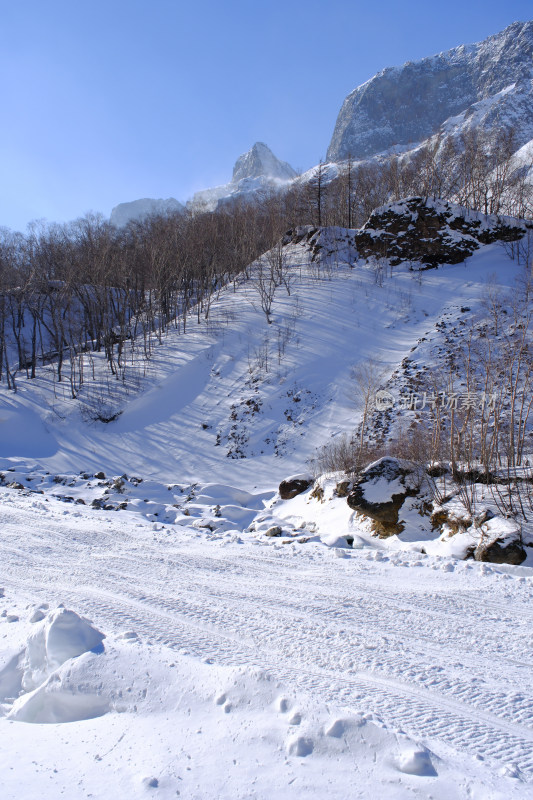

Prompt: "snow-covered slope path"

[2,236,522,488]
[1,489,532,798]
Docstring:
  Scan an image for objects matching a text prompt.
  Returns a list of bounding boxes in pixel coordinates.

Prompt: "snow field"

[1,487,533,798]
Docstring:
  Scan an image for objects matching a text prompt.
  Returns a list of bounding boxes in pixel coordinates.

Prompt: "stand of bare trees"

[1,124,531,399]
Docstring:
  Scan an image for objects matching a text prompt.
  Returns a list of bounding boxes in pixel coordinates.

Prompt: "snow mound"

[1,608,107,724]
[397,746,437,776]
[8,665,110,724]
[21,607,105,692]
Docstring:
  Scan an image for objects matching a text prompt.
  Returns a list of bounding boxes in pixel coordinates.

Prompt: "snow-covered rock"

[327,21,533,162]
[355,197,529,267]
[191,142,297,211]
[346,457,420,537]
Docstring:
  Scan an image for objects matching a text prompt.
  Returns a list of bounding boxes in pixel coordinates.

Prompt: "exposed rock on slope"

[354,197,528,267]
[474,537,526,565]
[286,198,529,268]
[327,21,533,162]
[346,457,420,537]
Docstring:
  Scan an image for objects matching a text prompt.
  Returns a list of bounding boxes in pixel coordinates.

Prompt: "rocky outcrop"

[285,201,528,268]
[474,537,527,565]
[354,197,527,267]
[346,457,419,537]
[327,22,533,162]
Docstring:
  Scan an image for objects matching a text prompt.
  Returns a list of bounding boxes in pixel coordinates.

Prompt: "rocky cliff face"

[327,21,533,162]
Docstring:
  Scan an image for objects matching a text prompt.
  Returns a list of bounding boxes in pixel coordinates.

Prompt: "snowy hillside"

[1,202,533,798]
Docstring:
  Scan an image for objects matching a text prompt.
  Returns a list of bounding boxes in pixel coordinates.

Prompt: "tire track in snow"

[2,495,533,779]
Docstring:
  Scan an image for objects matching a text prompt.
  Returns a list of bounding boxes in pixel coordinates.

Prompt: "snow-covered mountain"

[191,142,297,210]
[232,141,297,183]
[109,196,185,227]
[108,24,533,228]
[3,25,533,800]
[327,20,533,162]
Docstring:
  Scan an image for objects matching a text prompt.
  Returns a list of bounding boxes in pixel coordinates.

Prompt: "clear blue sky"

[1,0,531,231]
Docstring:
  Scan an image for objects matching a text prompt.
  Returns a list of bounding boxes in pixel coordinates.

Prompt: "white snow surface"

[1,489,532,798]
[1,230,533,797]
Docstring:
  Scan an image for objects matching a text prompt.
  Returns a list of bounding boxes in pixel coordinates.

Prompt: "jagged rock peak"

[232,142,297,183]
[327,21,533,162]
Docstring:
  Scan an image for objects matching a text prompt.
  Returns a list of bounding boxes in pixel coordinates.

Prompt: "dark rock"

[347,457,419,537]
[427,464,447,478]
[354,198,526,268]
[279,477,312,500]
[94,471,106,480]
[474,538,526,565]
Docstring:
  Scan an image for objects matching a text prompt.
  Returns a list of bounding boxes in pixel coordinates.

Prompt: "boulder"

[354,197,527,267]
[279,476,312,500]
[347,457,419,537]
[474,538,526,565]
[265,526,283,537]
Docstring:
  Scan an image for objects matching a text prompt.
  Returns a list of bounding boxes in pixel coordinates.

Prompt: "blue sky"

[1,0,531,231]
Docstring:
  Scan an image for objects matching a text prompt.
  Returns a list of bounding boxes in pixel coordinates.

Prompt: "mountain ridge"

[327,20,533,162]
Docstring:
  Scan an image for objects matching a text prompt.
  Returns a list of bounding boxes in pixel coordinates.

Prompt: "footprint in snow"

[277,696,289,713]
[287,736,314,757]
[396,748,437,776]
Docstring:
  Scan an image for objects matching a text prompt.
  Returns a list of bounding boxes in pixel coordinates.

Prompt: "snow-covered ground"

[1,228,532,797]
[1,487,532,799]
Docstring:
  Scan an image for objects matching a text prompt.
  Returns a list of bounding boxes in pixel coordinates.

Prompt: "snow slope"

[1,223,532,798]
[0,229,528,487]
